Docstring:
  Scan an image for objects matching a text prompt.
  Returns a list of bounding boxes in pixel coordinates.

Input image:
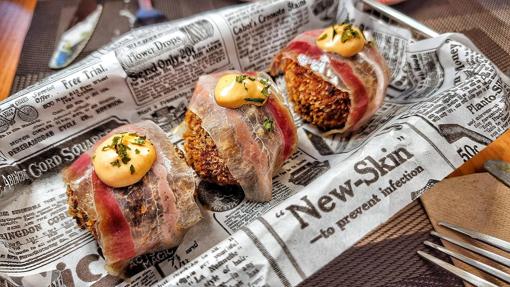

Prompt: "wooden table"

[0,0,36,100]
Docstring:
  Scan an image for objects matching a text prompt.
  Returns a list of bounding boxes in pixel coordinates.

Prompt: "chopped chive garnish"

[112,136,120,146]
[235,74,247,83]
[261,85,270,97]
[131,136,146,145]
[101,133,148,169]
[341,24,359,43]
[244,98,265,103]
[263,117,274,132]
[359,24,366,40]
[130,164,135,174]
[116,142,130,163]
[259,78,271,97]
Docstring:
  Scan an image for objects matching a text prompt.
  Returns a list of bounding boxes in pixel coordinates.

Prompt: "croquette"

[183,110,238,186]
[66,187,97,238]
[282,59,351,130]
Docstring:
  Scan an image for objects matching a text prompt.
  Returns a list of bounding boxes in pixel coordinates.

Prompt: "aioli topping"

[214,73,272,109]
[316,24,365,57]
[92,133,156,188]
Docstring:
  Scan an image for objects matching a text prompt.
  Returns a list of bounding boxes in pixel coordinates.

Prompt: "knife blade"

[484,160,510,188]
[49,0,103,69]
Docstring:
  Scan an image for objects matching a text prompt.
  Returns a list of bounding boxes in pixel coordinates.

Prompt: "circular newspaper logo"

[197,181,244,212]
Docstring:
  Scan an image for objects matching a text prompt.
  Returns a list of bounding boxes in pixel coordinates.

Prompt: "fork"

[418,222,510,287]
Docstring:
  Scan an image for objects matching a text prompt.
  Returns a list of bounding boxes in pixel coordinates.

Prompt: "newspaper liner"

[0,0,509,286]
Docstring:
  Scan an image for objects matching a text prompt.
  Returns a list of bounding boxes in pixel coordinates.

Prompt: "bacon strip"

[92,172,136,264]
[63,153,91,181]
[265,97,298,164]
[188,71,297,202]
[329,60,369,129]
[272,29,389,134]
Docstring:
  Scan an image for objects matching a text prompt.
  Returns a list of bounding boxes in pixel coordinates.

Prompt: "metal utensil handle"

[361,0,439,38]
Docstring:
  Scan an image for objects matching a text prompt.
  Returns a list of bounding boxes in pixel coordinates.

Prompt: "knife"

[49,0,103,69]
[134,0,168,27]
[484,160,510,188]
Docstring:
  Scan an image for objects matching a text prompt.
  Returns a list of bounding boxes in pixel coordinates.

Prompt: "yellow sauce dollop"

[92,133,156,188]
[214,73,271,109]
[316,24,365,57]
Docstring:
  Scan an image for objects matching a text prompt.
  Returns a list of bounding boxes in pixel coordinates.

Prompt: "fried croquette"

[282,59,351,130]
[183,110,238,186]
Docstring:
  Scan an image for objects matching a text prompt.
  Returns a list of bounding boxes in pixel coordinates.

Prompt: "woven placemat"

[15,0,508,286]
[397,0,510,73]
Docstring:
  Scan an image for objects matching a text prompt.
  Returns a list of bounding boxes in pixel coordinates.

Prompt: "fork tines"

[418,222,510,287]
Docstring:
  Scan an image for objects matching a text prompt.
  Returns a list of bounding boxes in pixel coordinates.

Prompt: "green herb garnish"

[235,75,247,83]
[115,138,131,164]
[332,26,338,39]
[248,76,256,81]
[259,79,271,97]
[130,164,135,174]
[359,24,366,40]
[245,98,265,103]
[261,85,271,97]
[101,134,145,169]
[341,24,359,43]
[110,159,121,167]
[318,32,328,41]
[263,117,274,132]
[131,136,146,145]
[112,136,120,146]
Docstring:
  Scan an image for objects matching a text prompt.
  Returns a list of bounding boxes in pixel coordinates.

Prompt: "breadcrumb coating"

[183,110,238,186]
[66,187,97,238]
[282,59,351,130]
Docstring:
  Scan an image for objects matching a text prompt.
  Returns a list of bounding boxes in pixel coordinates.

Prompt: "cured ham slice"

[63,121,201,275]
[184,71,297,202]
[271,29,390,134]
